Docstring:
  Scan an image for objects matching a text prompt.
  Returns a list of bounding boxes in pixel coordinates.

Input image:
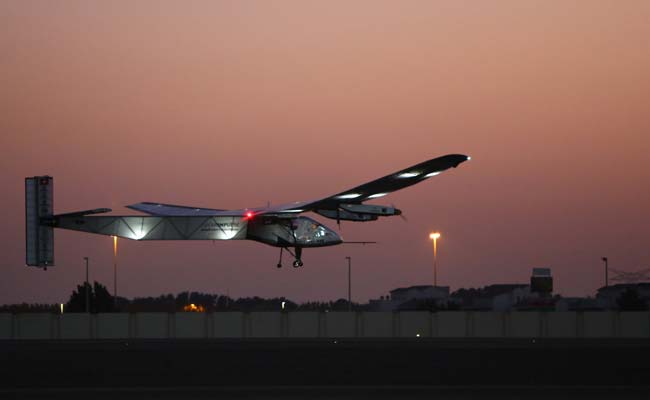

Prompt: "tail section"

[25,176,54,268]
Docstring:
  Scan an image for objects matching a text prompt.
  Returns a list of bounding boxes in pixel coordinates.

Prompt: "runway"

[1,339,649,397]
[3,386,650,400]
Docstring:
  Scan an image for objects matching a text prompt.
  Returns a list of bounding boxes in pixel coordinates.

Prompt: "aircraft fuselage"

[53,214,342,248]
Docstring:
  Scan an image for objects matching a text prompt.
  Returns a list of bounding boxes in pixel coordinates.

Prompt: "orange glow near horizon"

[183,303,205,312]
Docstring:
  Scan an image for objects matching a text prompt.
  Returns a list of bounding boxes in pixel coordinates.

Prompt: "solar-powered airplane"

[25,154,469,269]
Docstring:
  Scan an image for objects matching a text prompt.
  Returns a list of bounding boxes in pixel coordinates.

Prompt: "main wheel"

[276,263,282,268]
[298,260,304,267]
[293,260,300,268]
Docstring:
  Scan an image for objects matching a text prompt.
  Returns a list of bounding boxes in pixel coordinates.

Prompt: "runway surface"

[1,339,649,398]
[3,386,650,400]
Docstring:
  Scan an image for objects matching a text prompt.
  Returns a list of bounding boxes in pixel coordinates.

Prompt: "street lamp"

[429,232,441,287]
[83,257,89,313]
[112,236,118,308]
[345,256,352,311]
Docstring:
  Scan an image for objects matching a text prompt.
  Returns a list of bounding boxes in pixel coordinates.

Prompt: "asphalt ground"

[1,339,649,397]
[3,386,650,400]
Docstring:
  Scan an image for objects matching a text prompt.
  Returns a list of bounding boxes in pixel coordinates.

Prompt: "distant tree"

[65,283,91,312]
[65,281,114,313]
[617,288,649,311]
[93,282,115,312]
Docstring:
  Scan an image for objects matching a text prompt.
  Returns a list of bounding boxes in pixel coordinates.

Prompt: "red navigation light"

[245,211,254,220]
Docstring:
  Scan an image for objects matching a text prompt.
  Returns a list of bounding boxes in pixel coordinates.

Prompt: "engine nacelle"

[339,204,401,217]
[315,209,378,222]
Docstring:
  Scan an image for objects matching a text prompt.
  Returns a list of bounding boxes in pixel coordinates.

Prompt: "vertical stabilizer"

[25,176,54,267]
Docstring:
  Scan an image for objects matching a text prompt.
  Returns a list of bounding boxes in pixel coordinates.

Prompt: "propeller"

[336,208,341,229]
[392,204,407,222]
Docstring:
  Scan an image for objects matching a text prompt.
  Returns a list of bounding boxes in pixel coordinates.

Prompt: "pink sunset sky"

[1,1,649,304]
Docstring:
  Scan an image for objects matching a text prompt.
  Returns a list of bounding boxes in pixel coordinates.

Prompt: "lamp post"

[345,256,352,311]
[602,257,608,288]
[83,257,89,313]
[429,232,441,287]
[112,236,118,308]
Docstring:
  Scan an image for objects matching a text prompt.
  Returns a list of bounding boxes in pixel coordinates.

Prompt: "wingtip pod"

[416,153,470,172]
[451,154,471,168]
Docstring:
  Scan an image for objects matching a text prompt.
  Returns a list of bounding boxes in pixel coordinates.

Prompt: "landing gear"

[294,247,303,268]
[277,247,304,268]
[277,247,284,268]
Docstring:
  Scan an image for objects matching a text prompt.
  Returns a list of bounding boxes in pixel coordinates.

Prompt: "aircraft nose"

[394,208,402,215]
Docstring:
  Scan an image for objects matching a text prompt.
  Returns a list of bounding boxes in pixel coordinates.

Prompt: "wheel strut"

[277,247,284,268]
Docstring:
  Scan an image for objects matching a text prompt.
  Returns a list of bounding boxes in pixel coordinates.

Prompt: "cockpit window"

[293,217,335,244]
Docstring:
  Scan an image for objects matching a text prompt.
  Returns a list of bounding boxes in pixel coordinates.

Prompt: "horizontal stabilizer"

[55,208,112,217]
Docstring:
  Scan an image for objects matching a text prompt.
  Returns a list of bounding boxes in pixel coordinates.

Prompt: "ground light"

[112,236,118,308]
[429,232,441,286]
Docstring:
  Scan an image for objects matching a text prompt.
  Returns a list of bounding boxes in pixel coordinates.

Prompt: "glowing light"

[429,232,441,240]
[133,229,146,240]
[60,303,64,314]
[424,171,441,178]
[397,171,420,178]
[467,156,472,161]
[244,211,254,220]
[367,193,388,199]
[281,301,286,310]
[416,333,420,337]
[183,303,205,312]
[336,193,362,199]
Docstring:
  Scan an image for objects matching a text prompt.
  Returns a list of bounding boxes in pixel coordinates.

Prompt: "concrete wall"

[16,314,54,339]
[97,313,130,339]
[399,312,430,337]
[1,311,649,340]
[135,313,169,339]
[249,312,283,338]
[583,312,615,338]
[0,313,13,339]
[509,312,541,338]
[288,312,319,338]
[323,312,357,338]
[619,312,650,338]
[174,313,207,338]
[436,312,467,337]
[213,312,244,338]
[472,312,504,337]
[361,312,393,337]
[60,314,92,339]
[546,312,578,338]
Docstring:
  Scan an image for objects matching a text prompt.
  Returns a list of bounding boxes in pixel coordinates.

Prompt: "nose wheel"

[293,260,304,268]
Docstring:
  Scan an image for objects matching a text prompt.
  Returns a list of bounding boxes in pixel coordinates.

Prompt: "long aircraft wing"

[127,154,470,218]
[287,153,470,211]
[126,202,228,216]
